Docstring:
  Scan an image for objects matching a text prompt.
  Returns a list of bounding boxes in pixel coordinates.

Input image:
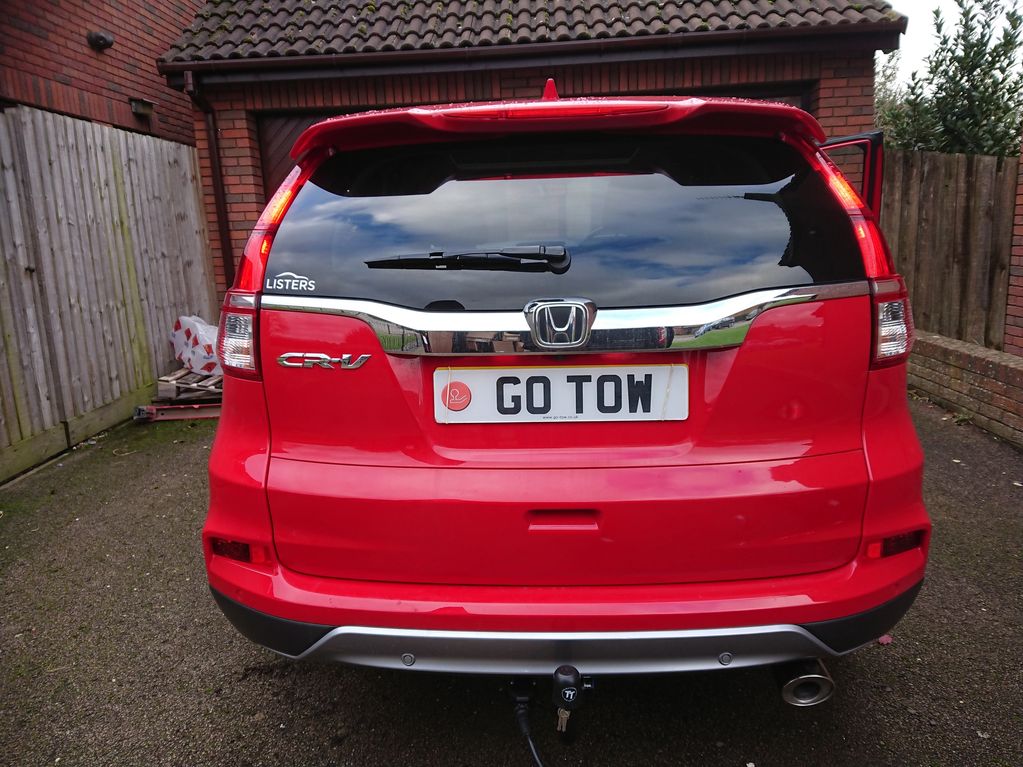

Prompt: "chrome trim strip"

[261,294,529,332]
[260,282,868,355]
[290,624,841,675]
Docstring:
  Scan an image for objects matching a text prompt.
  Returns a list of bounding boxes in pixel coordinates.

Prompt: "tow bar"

[510,659,834,762]
[551,664,593,736]
[510,665,594,767]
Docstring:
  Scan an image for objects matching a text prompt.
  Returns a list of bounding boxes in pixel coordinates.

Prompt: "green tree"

[876,0,1023,156]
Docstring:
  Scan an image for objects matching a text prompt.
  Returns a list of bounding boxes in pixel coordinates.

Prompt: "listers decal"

[266,271,317,292]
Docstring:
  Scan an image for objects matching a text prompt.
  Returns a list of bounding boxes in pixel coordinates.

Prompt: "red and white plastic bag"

[171,316,222,376]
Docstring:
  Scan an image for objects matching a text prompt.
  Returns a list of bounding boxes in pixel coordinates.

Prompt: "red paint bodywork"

[205,95,929,641]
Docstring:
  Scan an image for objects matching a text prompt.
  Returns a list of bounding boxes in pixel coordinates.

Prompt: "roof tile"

[161,0,905,64]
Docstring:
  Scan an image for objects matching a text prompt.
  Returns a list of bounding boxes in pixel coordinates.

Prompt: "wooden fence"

[0,106,215,480]
[881,149,1017,350]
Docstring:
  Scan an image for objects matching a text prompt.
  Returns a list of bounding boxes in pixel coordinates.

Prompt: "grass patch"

[671,324,747,349]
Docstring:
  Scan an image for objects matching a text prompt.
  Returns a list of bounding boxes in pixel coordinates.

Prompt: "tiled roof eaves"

[160,1,907,68]
[158,17,906,74]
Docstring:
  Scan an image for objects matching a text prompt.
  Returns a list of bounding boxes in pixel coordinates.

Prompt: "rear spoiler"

[290,96,826,163]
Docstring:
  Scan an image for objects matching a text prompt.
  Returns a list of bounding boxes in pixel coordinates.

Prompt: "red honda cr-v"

[206,93,929,707]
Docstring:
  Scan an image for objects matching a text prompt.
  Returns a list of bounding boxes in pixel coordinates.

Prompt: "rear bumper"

[206,531,927,631]
[211,581,922,674]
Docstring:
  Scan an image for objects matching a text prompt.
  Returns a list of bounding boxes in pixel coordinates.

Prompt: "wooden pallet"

[155,368,223,403]
[134,403,221,423]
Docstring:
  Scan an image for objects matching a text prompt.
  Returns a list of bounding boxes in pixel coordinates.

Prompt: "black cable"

[514,700,546,767]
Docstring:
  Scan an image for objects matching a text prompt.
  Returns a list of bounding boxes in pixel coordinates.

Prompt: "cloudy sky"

[892,0,1011,82]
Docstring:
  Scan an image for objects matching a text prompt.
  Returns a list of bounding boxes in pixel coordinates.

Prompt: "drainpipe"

[184,70,236,288]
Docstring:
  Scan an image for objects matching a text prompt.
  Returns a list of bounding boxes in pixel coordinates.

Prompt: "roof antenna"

[542,78,559,100]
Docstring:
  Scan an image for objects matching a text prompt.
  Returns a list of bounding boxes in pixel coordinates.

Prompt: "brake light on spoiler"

[288,96,827,162]
[442,101,669,120]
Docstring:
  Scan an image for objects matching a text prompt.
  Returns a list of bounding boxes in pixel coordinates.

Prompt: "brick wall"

[193,50,876,293]
[1008,156,1023,357]
[909,332,1023,448]
[812,53,875,192]
[0,0,201,145]
[811,54,875,136]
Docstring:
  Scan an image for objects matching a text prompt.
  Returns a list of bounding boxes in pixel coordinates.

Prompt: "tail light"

[804,147,913,367]
[809,149,893,278]
[870,276,914,367]
[217,163,314,379]
[235,164,308,293]
[217,292,259,377]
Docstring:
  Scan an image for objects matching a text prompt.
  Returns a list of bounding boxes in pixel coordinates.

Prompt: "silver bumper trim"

[293,624,840,675]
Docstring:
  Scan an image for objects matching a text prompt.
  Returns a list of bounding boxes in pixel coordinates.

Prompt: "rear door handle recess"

[527,509,600,532]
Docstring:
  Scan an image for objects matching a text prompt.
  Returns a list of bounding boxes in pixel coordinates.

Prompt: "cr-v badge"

[277,352,371,369]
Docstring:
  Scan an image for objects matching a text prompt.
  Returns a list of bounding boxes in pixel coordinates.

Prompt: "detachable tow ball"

[508,668,596,766]
[552,664,593,736]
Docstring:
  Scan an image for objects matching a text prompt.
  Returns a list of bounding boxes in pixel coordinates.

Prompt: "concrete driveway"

[1,398,1020,766]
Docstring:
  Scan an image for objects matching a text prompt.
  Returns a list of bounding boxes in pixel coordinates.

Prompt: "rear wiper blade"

[365,245,571,274]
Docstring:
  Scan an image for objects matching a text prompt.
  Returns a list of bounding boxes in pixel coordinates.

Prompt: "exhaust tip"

[776,659,835,707]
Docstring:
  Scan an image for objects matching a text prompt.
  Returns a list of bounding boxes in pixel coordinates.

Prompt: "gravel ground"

[1,398,1021,767]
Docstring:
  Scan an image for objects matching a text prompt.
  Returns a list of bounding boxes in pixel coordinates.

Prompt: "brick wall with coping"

[194,50,876,294]
[0,1,201,146]
[909,332,1023,448]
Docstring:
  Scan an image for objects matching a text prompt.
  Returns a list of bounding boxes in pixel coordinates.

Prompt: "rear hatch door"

[259,130,873,586]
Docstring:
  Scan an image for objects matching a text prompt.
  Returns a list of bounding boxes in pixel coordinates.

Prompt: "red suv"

[206,94,929,707]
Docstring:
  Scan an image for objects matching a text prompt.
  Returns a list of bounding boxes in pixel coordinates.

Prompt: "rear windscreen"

[266,134,864,310]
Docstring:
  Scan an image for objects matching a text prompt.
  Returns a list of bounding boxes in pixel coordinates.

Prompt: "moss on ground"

[0,419,217,574]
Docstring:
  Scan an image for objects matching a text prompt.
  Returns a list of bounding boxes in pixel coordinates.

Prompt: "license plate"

[433,365,688,424]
